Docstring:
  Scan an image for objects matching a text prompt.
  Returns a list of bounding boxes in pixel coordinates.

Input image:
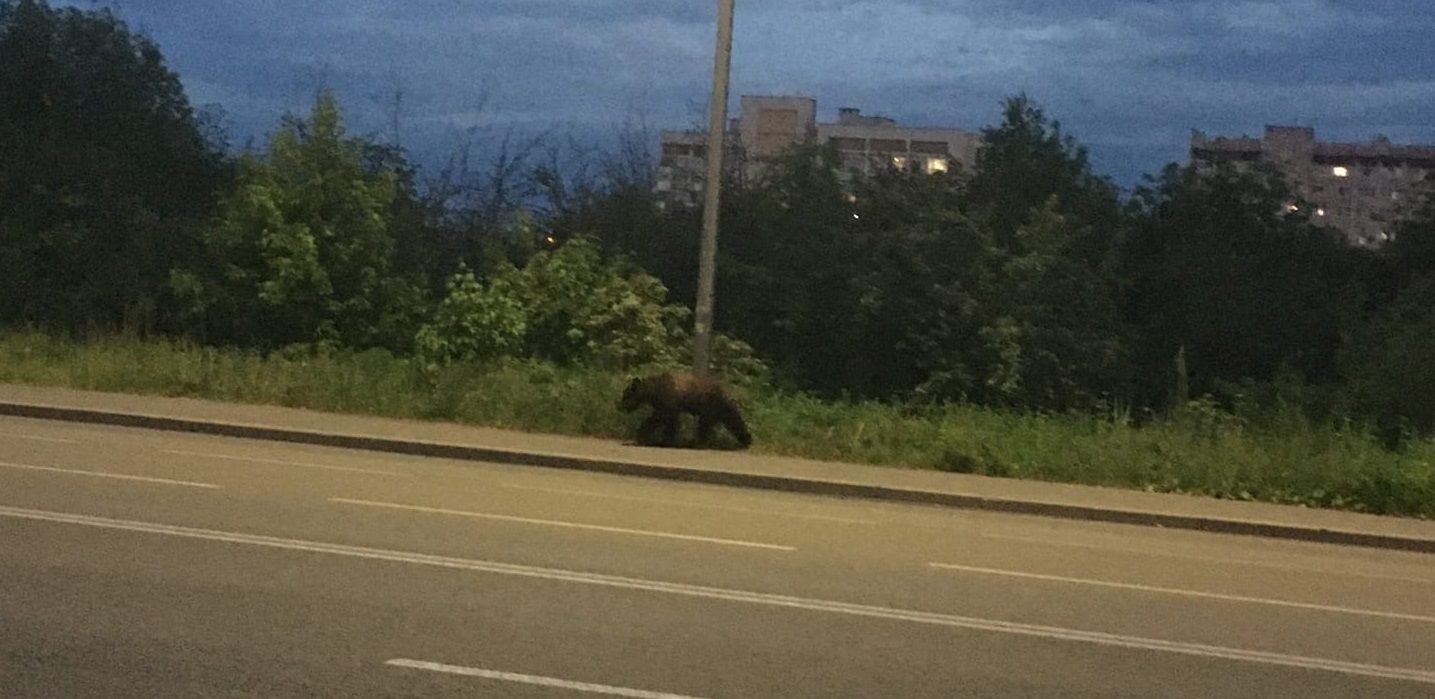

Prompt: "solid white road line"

[385,659,709,698]
[929,561,1435,624]
[501,482,879,525]
[330,497,796,551]
[0,461,220,489]
[979,532,1435,585]
[0,431,78,444]
[1,505,1433,686]
[162,449,405,476]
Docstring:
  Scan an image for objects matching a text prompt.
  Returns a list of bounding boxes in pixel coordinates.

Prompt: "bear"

[619,371,752,449]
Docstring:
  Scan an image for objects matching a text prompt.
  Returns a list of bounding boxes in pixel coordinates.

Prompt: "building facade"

[819,106,979,178]
[653,129,712,210]
[656,95,980,210]
[1191,126,1435,246]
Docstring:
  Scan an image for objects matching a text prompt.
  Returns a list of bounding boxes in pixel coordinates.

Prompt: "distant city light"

[1316,208,1326,217]
[1332,166,1349,177]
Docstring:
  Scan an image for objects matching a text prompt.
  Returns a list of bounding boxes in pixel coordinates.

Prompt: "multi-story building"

[1191,126,1435,246]
[653,129,714,210]
[820,106,979,178]
[656,95,980,210]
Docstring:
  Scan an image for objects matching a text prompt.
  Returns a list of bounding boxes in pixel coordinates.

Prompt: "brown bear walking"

[619,372,752,449]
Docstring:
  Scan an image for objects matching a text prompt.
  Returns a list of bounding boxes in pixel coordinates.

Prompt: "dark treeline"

[4,0,1435,442]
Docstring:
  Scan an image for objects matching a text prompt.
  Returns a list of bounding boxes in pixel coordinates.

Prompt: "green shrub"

[415,266,527,366]
[416,237,689,370]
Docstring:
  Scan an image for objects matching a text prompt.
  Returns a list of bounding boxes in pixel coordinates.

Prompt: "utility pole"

[692,0,735,376]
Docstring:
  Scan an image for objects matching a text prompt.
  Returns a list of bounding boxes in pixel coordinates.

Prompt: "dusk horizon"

[54,0,1435,188]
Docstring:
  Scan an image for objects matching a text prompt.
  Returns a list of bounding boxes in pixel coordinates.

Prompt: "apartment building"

[820,106,979,178]
[656,95,979,210]
[1191,126,1435,246]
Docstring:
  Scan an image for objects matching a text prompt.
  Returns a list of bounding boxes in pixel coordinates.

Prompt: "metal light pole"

[692,0,735,376]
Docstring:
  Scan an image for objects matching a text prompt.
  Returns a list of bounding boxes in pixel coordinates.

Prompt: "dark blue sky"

[66,0,1435,187]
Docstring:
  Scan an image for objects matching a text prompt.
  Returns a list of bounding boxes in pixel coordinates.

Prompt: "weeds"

[0,331,1430,518]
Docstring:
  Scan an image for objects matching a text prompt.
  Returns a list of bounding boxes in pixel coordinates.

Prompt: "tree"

[362,140,453,297]
[0,0,229,331]
[965,95,1122,259]
[174,92,425,350]
[1381,182,1435,288]
[539,96,1135,410]
[1342,278,1435,443]
[844,167,998,400]
[710,144,868,394]
[1339,185,1435,442]
[539,126,681,289]
[988,199,1130,410]
[1121,162,1368,406]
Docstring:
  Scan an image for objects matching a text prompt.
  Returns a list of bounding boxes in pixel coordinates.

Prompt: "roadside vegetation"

[2,1,1433,518]
[2,331,1432,518]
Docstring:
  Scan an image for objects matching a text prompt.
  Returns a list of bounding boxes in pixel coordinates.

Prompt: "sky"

[60,0,1435,188]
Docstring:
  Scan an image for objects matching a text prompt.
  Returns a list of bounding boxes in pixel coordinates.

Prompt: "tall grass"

[1,330,1430,518]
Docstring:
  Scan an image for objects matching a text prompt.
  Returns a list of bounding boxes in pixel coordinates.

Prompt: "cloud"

[57,0,1435,185]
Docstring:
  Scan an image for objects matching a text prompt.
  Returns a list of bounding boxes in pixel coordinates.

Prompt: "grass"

[0,330,1431,519]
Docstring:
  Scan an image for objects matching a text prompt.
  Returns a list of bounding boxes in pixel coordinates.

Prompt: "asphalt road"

[1,416,1434,698]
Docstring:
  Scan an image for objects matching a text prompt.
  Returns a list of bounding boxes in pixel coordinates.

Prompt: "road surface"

[1,415,1433,697]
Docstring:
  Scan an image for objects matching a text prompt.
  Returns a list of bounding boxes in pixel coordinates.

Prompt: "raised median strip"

[1,398,1434,555]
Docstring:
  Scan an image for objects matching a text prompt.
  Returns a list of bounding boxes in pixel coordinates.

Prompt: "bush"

[416,237,688,368]
[415,266,527,366]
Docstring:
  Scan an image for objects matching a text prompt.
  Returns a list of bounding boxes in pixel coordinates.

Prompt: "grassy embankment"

[0,331,1430,518]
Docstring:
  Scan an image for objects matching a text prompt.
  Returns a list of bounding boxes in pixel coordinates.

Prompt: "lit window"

[891,155,908,170]
[1332,166,1349,177]
[925,158,949,174]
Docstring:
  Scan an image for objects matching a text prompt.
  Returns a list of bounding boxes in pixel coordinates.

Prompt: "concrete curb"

[3,400,1434,555]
